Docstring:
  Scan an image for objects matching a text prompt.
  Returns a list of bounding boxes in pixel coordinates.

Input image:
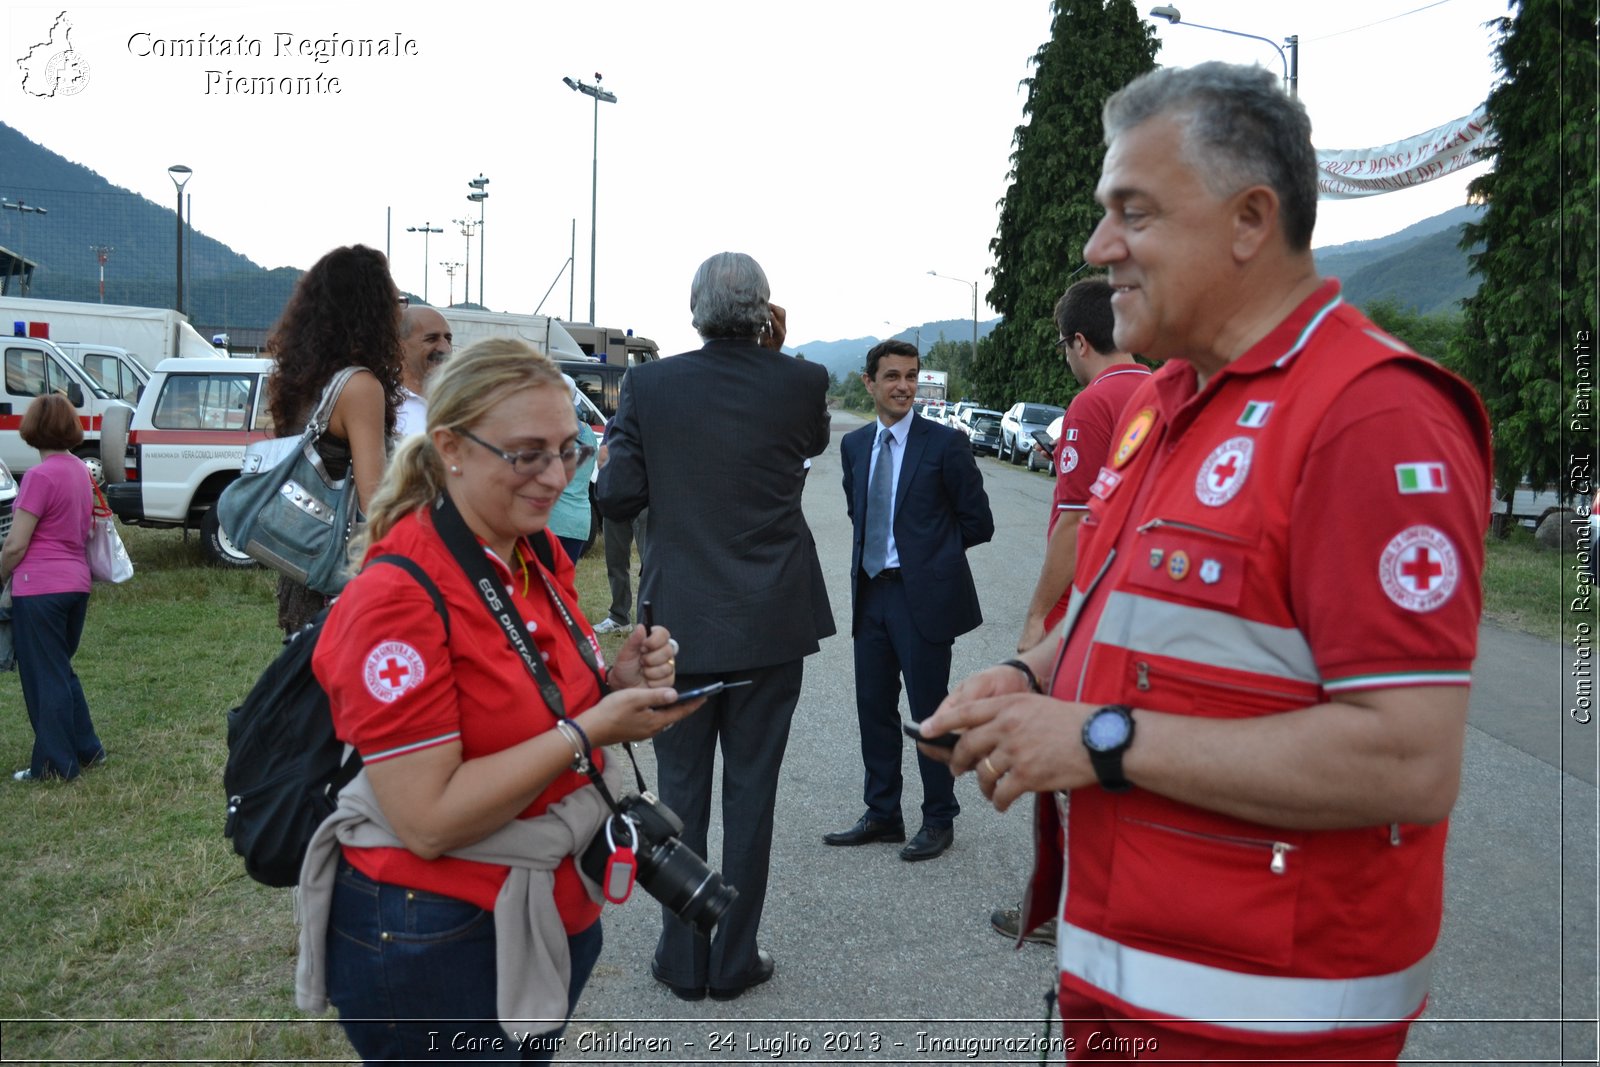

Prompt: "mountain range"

[791,204,1485,383]
[1,119,1481,379]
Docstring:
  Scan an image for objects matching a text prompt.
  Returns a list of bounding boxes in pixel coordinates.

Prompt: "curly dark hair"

[266,244,404,436]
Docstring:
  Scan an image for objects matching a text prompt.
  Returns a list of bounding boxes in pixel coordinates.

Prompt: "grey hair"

[1102,62,1318,252]
[690,252,772,340]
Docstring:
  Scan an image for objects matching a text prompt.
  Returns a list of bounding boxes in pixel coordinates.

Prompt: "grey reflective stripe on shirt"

[1058,922,1432,1033]
[1093,590,1321,686]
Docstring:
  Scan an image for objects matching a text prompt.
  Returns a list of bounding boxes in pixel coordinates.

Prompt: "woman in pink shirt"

[0,395,103,781]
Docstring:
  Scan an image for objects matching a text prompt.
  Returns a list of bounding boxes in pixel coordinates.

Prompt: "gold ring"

[983,756,999,777]
[667,658,676,670]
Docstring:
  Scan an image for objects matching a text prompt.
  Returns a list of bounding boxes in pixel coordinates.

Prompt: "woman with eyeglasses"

[302,338,703,1062]
[265,243,406,633]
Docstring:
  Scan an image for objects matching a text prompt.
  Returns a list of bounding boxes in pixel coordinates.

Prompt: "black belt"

[866,567,902,581]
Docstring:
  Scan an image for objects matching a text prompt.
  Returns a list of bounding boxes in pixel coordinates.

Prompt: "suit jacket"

[595,339,835,674]
[841,412,994,643]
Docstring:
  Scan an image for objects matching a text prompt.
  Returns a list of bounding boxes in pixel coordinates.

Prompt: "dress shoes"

[822,814,906,846]
[708,948,775,1001]
[899,824,954,862]
[650,959,707,1002]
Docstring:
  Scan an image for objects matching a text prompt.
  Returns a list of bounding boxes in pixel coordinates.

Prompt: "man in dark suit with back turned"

[826,340,993,861]
[596,251,834,1002]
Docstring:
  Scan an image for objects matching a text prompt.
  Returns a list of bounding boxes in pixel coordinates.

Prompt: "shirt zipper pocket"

[1125,816,1298,875]
[1136,517,1250,544]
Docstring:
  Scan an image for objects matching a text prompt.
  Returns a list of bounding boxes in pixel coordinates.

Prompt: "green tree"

[975,0,1159,409]
[1363,299,1467,375]
[1456,0,1598,507]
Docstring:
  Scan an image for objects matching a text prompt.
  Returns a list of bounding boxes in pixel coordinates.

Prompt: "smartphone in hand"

[902,720,959,749]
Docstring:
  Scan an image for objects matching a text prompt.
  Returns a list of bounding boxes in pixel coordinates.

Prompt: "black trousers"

[649,658,803,989]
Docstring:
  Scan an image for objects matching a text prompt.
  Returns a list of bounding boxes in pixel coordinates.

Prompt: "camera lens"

[637,838,738,933]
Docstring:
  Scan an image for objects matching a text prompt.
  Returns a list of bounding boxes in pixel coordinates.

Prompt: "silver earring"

[450,465,461,475]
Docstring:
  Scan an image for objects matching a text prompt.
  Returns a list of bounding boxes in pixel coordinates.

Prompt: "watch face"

[1084,709,1131,752]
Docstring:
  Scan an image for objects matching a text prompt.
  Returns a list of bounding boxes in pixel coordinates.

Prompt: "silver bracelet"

[554,720,591,772]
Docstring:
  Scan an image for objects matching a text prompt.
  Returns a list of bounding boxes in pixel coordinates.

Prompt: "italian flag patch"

[1395,462,1448,494]
[1237,401,1273,428]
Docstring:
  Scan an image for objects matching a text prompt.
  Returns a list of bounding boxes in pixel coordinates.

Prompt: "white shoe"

[591,618,624,634]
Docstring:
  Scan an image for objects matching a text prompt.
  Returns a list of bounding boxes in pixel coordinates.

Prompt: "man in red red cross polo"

[1017,277,1152,655]
[922,61,1490,1064]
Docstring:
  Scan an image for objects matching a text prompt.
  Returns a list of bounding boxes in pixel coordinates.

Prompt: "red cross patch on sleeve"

[363,641,427,703]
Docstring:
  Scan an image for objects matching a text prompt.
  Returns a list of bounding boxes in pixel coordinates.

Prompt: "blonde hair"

[347,337,567,564]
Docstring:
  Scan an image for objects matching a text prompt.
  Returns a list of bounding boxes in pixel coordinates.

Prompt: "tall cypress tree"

[1457,0,1598,504]
[975,0,1159,409]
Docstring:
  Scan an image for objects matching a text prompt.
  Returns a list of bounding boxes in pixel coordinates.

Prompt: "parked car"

[960,407,1004,455]
[101,357,272,567]
[999,402,1065,465]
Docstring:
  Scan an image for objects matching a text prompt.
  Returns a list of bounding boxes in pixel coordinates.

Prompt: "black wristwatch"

[1082,704,1136,793]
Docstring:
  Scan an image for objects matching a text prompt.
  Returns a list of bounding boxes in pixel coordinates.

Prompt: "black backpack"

[223,554,448,887]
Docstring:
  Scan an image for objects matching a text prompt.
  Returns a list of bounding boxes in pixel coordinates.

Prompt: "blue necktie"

[862,428,894,578]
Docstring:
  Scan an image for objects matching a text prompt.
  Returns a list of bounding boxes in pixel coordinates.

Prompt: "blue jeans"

[12,591,100,780]
[326,860,601,1062]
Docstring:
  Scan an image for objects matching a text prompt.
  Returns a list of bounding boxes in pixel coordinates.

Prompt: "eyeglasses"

[397,295,410,308]
[1054,334,1077,356]
[457,427,596,478]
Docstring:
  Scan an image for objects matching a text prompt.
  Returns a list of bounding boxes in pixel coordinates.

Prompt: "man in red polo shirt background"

[922,61,1490,1063]
[1018,277,1152,656]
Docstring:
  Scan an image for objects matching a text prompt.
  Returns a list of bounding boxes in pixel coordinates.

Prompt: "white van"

[101,357,271,566]
[51,341,150,405]
[0,335,123,482]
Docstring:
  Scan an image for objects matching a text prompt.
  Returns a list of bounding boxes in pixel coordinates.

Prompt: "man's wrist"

[1000,658,1044,694]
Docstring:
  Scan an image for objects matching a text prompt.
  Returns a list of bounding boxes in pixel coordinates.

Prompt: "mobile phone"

[656,679,753,710]
[902,720,959,749]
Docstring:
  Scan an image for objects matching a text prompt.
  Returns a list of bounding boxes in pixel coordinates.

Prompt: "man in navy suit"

[826,340,994,861]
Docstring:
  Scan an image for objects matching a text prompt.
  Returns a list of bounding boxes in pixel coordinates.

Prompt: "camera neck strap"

[429,492,647,803]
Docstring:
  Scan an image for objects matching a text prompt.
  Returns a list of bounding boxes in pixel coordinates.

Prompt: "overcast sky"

[5,0,1508,357]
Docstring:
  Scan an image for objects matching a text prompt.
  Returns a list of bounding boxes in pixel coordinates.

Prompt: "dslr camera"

[581,792,737,933]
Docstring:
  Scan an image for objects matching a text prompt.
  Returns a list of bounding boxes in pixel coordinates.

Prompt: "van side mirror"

[67,382,84,407]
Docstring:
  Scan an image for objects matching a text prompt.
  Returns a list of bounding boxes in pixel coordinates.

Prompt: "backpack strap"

[325,553,449,796]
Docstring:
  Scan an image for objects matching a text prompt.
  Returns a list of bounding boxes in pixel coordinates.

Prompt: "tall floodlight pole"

[563,73,617,324]
[406,223,442,303]
[441,261,463,307]
[168,165,192,314]
[467,175,489,307]
[90,245,114,302]
[453,219,477,307]
[1148,7,1298,96]
[927,270,980,367]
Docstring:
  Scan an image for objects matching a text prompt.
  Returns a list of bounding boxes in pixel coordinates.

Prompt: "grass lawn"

[0,520,1567,1059]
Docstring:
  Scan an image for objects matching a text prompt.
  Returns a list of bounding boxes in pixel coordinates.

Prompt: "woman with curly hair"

[266,244,405,633]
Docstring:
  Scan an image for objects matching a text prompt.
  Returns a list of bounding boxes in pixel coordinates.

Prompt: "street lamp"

[1149,6,1298,96]
[405,223,442,304]
[563,73,617,324]
[927,270,980,368]
[467,174,489,307]
[453,219,478,307]
[168,163,192,313]
[90,245,114,303]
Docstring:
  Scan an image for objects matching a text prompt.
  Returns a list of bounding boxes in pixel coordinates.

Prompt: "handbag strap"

[305,366,364,438]
[429,492,647,802]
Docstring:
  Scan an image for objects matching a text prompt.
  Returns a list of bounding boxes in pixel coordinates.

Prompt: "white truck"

[438,308,587,361]
[0,296,219,372]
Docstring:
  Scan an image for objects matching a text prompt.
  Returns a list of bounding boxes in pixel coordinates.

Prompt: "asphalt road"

[563,409,1597,1066]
